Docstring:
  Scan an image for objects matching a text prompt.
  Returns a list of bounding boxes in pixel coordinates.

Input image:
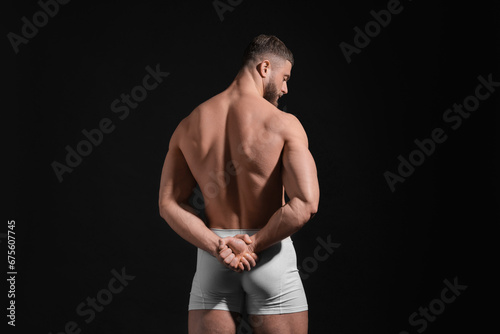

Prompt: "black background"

[4,0,499,333]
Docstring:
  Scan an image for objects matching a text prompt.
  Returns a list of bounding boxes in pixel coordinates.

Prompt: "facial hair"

[263,81,280,107]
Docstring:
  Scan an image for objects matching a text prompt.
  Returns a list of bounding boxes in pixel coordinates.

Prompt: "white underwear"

[188,229,308,315]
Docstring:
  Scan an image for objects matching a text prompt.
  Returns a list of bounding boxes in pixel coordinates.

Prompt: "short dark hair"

[242,34,294,67]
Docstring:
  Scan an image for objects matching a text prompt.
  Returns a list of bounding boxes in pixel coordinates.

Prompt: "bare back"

[177,90,292,229]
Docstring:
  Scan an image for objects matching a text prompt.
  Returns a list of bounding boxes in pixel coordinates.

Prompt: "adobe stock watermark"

[339,0,410,64]
[384,73,499,192]
[51,63,170,183]
[298,235,341,280]
[399,276,467,334]
[48,267,135,334]
[7,0,71,55]
[213,0,243,22]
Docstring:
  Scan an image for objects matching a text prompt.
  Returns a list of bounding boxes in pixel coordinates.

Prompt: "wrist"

[249,234,258,254]
[208,235,221,258]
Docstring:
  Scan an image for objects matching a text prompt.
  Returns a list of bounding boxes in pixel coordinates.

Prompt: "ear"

[256,60,271,78]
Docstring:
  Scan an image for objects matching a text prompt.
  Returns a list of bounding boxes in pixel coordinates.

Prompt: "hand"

[218,234,258,272]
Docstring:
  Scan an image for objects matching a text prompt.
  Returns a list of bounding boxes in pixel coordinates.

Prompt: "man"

[159,34,319,334]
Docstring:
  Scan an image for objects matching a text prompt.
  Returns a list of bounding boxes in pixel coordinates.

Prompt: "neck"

[229,66,264,97]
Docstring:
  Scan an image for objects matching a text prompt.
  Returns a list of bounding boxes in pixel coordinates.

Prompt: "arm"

[248,115,320,254]
[158,121,220,258]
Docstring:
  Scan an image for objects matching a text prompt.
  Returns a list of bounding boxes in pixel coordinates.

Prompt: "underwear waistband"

[210,228,260,237]
[210,228,292,243]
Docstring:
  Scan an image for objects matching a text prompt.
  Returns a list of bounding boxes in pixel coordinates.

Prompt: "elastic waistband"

[210,228,260,237]
[210,228,292,244]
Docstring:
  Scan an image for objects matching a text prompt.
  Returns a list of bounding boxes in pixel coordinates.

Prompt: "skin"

[159,54,319,334]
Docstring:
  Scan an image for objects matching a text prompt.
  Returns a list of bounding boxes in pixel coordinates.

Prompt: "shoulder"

[276,112,308,146]
[169,108,199,150]
[173,89,230,135]
[280,112,302,128]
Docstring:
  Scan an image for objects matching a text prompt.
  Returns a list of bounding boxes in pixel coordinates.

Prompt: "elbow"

[308,188,320,221]
[302,200,318,224]
[158,199,172,221]
[299,186,319,226]
[159,205,167,221]
[309,201,319,219]
[291,197,319,229]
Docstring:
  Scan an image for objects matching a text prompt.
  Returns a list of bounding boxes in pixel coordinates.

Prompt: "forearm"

[249,197,316,254]
[160,201,220,257]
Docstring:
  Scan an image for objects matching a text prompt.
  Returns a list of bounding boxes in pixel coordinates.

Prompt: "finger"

[219,248,233,259]
[224,253,235,265]
[219,244,229,252]
[230,256,240,269]
[233,234,252,244]
[240,256,251,271]
[219,238,227,250]
[242,234,252,244]
[243,253,256,268]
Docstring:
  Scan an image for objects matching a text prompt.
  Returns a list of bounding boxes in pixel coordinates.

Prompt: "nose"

[281,81,288,95]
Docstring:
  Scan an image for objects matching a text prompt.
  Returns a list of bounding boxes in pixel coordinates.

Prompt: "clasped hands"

[216,234,258,272]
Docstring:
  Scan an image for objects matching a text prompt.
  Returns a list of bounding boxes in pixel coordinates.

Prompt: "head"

[242,34,294,107]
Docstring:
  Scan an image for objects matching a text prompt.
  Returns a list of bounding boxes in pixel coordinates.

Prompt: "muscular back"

[177,90,294,229]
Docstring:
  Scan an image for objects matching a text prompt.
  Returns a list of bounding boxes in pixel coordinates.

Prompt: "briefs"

[188,228,308,315]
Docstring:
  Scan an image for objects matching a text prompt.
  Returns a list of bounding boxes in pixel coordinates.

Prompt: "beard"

[263,81,281,107]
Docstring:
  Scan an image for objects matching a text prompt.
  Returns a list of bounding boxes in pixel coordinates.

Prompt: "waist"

[210,228,292,243]
[210,228,261,238]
